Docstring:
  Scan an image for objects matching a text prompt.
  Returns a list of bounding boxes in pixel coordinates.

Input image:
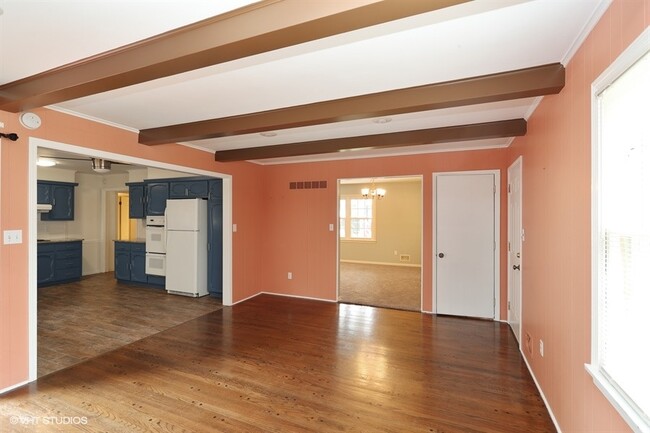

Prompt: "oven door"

[145,252,166,276]
[146,225,166,254]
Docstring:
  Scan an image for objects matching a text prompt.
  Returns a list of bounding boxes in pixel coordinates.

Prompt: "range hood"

[37,203,52,212]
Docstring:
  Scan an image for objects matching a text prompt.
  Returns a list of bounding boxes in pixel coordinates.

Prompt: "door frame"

[507,156,523,343]
[432,170,500,320]
[28,137,233,381]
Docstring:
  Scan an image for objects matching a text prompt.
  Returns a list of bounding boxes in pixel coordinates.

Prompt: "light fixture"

[361,178,386,199]
[37,158,57,167]
[91,158,111,173]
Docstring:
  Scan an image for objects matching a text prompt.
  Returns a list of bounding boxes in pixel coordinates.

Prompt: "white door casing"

[507,157,523,343]
[434,171,499,319]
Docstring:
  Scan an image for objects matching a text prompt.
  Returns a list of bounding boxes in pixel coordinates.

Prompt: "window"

[339,195,376,241]
[588,28,649,433]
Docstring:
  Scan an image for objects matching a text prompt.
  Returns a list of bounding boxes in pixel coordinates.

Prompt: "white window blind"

[592,46,650,432]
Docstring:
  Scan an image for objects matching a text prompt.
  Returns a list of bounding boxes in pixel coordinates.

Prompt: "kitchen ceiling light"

[37,158,56,167]
[91,158,111,173]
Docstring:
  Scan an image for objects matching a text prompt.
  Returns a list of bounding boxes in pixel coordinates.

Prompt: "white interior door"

[435,172,496,319]
[507,158,523,343]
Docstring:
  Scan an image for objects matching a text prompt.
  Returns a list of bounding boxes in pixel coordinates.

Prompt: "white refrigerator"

[165,198,208,297]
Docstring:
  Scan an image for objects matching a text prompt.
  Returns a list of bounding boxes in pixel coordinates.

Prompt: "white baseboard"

[231,291,262,305]
[340,259,421,268]
[0,379,29,395]
[521,350,563,433]
[260,291,337,303]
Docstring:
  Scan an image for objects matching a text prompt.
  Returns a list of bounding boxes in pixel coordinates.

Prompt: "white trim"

[0,380,30,395]
[28,137,235,385]
[260,291,337,303]
[340,259,421,268]
[507,156,523,346]
[588,26,650,433]
[523,96,544,120]
[561,0,613,66]
[47,105,139,134]
[28,145,37,381]
[432,169,501,321]
[522,350,563,433]
[230,291,262,306]
[254,143,510,166]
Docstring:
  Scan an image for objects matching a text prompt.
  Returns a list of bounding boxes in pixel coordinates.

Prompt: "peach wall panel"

[0,107,264,390]
[507,0,648,431]
[260,150,508,316]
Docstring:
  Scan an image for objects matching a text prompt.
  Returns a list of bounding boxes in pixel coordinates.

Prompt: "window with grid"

[339,195,375,241]
[587,32,649,433]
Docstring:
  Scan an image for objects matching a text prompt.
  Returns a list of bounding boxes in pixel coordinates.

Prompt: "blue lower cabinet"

[114,241,164,288]
[37,241,82,287]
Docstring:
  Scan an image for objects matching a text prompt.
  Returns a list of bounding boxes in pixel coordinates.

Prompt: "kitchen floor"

[38,272,222,377]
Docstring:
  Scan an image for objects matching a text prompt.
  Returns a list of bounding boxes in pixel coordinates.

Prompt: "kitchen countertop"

[114,239,146,243]
[37,238,84,244]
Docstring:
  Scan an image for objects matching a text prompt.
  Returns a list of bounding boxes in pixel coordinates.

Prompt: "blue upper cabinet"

[169,180,208,199]
[207,179,223,296]
[127,182,146,219]
[146,182,169,216]
[38,181,77,221]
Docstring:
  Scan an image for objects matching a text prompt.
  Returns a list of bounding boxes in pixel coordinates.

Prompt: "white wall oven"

[145,215,166,276]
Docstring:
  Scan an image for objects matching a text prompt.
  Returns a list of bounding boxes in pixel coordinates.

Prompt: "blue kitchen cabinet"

[207,179,223,297]
[169,180,209,199]
[38,181,77,221]
[114,247,131,281]
[37,241,82,287]
[37,182,51,204]
[146,182,169,216]
[114,241,163,287]
[127,182,146,219]
[37,249,56,286]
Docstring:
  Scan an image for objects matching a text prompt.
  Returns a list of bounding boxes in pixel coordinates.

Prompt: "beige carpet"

[339,262,421,311]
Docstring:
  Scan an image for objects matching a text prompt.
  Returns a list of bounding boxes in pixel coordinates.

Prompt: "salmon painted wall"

[507,1,649,431]
[0,107,264,390]
[259,150,509,314]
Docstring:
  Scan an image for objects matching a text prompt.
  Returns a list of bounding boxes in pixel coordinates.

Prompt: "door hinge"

[508,183,511,193]
[494,184,497,194]
[508,241,511,252]
[508,301,511,310]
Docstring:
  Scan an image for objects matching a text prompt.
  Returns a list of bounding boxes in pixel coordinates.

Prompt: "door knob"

[513,264,521,271]
[438,253,444,258]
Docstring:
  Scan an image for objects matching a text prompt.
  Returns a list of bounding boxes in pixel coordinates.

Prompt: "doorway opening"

[337,176,423,311]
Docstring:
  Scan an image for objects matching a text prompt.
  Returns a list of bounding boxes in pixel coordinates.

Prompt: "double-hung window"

[339,195,376,241]
[588,28,649,433]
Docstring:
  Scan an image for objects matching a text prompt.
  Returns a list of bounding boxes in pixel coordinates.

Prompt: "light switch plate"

[3,229,23,245]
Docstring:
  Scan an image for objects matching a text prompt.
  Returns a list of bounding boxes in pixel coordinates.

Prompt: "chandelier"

[361,179,386,199]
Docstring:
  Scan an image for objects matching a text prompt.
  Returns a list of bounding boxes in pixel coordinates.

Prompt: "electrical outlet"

[539,339,544,357]
[394,250,398,256]
[287,272,293,280]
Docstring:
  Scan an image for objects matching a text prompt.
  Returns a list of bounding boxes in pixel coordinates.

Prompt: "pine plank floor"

[38,272,223,377]
[3,294,555,432]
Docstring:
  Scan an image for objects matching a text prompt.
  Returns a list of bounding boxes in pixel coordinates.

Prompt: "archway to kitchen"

[28,137,233,380]
[337,176,423,311]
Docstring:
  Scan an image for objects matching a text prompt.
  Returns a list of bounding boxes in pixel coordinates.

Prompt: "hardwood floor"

[3,294,555,432]
[38,272,222,377]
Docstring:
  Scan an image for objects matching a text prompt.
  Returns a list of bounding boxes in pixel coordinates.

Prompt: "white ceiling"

[1,0,609,165]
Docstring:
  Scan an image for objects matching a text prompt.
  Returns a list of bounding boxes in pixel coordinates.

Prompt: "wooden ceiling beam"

[0,0,469,112]
[214,119,527,162]
[140,63,563,145]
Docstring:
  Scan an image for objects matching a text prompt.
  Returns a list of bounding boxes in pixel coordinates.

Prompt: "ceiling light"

[91,158,111,173]
[361,178,386,199]
[37,158,56,167]
[260,131,277,137]
[373,117,392,124]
